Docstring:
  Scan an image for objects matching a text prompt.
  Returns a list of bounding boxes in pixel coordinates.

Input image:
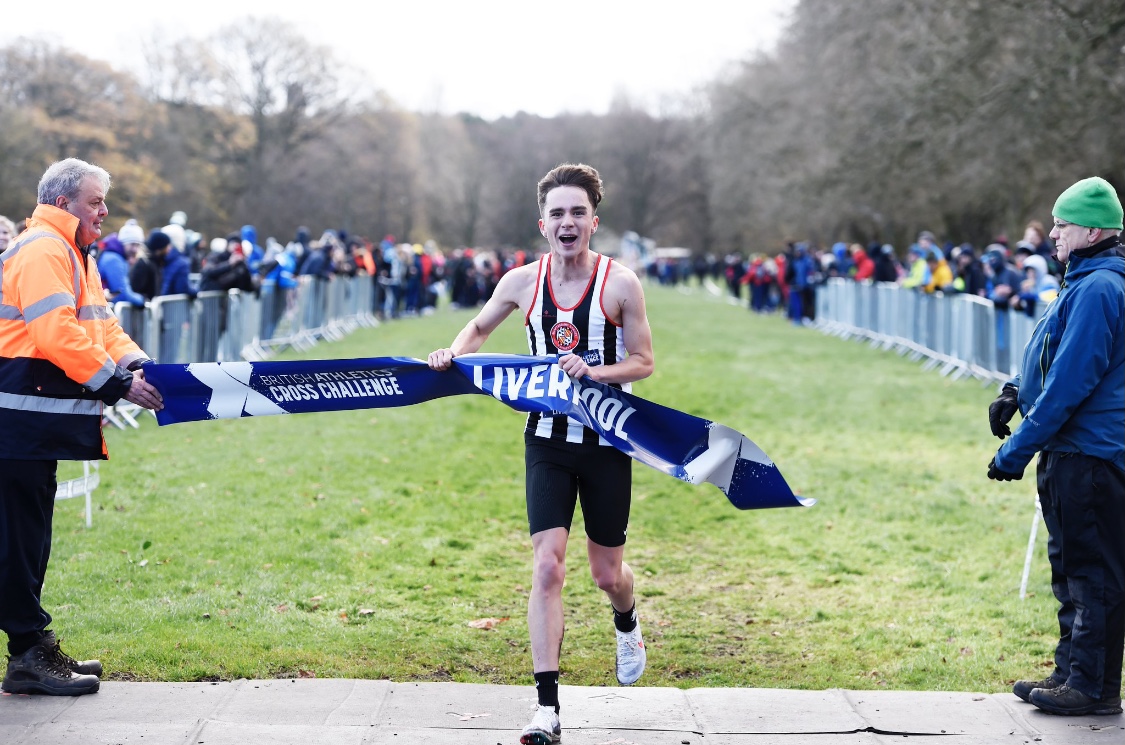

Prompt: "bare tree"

[0,44,171,225]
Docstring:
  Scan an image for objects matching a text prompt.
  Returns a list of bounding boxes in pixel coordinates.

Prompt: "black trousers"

[0,459,58,642]
[1038,451,1125,700]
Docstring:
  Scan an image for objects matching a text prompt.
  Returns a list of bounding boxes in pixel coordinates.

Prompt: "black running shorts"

[524,434,632,547]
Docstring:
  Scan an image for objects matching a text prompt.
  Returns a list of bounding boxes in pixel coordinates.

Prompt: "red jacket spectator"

[852,246,875,281]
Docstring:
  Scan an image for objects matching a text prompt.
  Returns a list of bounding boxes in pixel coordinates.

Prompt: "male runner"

[428,163,655,744]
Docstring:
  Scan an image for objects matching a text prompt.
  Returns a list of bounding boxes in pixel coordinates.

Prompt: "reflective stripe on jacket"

[0,204,148,459]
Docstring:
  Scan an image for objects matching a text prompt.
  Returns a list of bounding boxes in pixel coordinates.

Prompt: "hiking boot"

[1013,674,1065,703]
[519,704,561,745]
[2,637,100,696]
[615,619,646,686]
[1029,684,1122,716]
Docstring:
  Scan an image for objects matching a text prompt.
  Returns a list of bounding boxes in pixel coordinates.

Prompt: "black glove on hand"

[988,385,1020,439]
[987,457,1023,481]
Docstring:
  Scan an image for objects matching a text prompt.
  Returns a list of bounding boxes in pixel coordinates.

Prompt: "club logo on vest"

[550,322,580,352]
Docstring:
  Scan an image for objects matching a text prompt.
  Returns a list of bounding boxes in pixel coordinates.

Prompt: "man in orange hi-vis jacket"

[1,158,163,696]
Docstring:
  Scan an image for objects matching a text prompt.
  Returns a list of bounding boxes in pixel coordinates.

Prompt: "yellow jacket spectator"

[925,248,953,293]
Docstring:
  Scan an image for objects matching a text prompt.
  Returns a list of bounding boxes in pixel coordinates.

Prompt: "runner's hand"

[557,353,590,381]
[428,348,454,371]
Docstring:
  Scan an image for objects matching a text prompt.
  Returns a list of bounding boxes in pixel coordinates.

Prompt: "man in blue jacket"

[988,176,1124,716]
[96,232,145,307]
[149,230,195,298]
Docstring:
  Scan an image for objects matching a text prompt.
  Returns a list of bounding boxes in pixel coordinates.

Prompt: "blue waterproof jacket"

[264,250,299,290]
[995,238,1125,472]
[159,247,196,297]
[241,225,264,273]
[97,236,145,307]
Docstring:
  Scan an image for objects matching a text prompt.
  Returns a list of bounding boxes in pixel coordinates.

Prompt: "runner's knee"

[532,551,566,592]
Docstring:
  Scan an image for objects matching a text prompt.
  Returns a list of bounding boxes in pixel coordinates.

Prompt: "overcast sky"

[2,0,796,119]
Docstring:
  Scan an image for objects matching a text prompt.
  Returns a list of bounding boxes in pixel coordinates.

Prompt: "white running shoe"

[519,704,561,745]
[615,619,646,685]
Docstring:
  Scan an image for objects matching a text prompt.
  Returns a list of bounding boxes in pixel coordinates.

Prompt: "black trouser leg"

[1041,451,1125,700]
[0,459,57,650]
[1038,454,1074,682]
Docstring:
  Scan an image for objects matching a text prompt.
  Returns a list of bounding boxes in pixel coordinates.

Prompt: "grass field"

[48,282,1060,692]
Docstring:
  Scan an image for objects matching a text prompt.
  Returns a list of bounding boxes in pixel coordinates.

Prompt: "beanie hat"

[1052,177,1123,230]
[118,219,145,246]
[146,230,171,252]
[210,237,228,253]
[100,233,124,256]
[162,223,186,252]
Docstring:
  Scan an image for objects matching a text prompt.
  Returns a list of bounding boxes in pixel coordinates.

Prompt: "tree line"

[1,0,1121,255]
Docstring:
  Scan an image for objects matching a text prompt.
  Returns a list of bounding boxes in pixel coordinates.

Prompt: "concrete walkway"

[1,680,1122,744]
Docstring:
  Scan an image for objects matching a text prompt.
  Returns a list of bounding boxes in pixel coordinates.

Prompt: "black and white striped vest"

[524,253,630,445]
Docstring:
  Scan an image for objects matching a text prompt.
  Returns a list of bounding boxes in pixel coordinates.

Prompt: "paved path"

[2,681,1122,744]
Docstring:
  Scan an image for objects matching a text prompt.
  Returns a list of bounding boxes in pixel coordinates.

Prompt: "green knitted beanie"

[1052,177,1123,230]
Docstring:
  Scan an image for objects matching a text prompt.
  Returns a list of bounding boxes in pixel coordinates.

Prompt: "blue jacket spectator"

[241,225,264,274]
[147,230,196,298]
[262,245,299,290]
[983,246,1023,310]
[830,242,854,278]
[160,246,195,297]
[299,240,333,280]
[789,244,816,290]
[996,238,1125,472]
[96,233,145,307]
[289,226,312,274]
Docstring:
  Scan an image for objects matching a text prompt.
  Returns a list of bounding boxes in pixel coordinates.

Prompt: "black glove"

[988,385,1020,439]
[987,457,1023,481]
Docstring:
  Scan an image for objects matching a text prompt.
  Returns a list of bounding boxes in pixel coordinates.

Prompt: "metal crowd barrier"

[150,294,193,364]
[814,278,1044,385]
[55,462,99,528]
[111,272,378,365]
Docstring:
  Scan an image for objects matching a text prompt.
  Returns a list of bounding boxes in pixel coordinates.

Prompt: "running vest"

[524,253,629,445]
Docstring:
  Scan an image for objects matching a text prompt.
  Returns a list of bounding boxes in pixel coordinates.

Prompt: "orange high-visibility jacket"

[0,204,150,460]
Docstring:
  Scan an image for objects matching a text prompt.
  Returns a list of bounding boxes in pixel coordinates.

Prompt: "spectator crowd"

[0,207,1065,341]
[0,210,541,330]
[644,220,1064,326]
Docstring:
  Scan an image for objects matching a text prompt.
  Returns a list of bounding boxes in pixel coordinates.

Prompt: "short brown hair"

[1025,220,1046,242]
[537,163,604,214]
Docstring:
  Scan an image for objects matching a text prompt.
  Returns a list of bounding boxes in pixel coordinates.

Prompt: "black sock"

[534,671,559,712]
[7,631,45,657]
[613,602,637,633]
